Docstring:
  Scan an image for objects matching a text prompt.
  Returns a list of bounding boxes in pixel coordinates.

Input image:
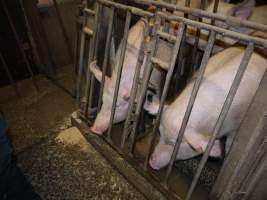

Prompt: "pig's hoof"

[89,127,103,135]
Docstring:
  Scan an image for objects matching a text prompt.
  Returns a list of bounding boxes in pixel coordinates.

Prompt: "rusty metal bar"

[144,23,186,170]
[157,30,176,43]
[99,0,153,17]
[164,31,216,185]
[0,52,20,97]
[158,11,267,48]
[97,7,115,112]
[134,0,267,32]
[84,2,100,116]
[2,0,39,92]
[52,0,73,63]
[84,8,96,16]
[106,10,132,141]
[121,18,150,149]
[128,15,162,153]
[185,42,254,200]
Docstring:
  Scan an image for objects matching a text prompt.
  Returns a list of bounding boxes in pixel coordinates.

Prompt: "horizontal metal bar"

[151,56,169,70]
[98,0,153,17]
[84,8,96,16]
[164,31,216,185]
[83,27,93,36]
[157,30,176,43]
[133,0,267,33]
[185,42,255,200]
[158,11,267,48]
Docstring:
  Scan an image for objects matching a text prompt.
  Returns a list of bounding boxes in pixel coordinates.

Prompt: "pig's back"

[161,47,266,142]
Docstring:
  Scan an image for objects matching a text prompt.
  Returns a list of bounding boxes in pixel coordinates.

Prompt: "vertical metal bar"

[88,3,102,110]
[106,10,132,141]
[191,0,206,73]
[84,2,100,116]
[164,31,216,184]
[185,42,254,200]
[1,0,39,92]
[144,23,186,169]
[97,7,115,112]
[0,52,20,97]
[52,0,73,63]
[211,0,219,25]
[128,15,161,153]
[76,26,86,106]
[120,18,150,149]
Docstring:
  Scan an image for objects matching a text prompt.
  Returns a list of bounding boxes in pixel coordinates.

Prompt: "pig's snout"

[89,125,104,135]
[149,154,161,170]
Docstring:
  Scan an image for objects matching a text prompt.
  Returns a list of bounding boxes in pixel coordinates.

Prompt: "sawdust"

[56,126,92,152]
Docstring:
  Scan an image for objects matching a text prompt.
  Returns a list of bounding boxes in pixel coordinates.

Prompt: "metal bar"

[83,27,94,36]
[76,31,86,106]
[88,3,102,110]
[1,0,39,92]
[144,23,186,170]
[128,15,161,153]
[164,31,216,185]
[84,8,96,16]
[106,10,132,141]
[211,0,219,25]
[185,42,254,200]
[99,0,153,17]
[133,0,267,32]
[157,30,176,43]
[157,11,267,48]
[120,18,150,149]
[0,52,20,97]
[151,57,169,70]
[84,2,100,116]
[97,7,115,112]
[52,0,73,63]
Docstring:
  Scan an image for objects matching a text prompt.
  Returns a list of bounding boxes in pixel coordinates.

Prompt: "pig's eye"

[147,94,153,102]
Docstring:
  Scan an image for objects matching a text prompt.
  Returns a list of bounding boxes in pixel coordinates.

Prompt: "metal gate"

[74,0,267,199]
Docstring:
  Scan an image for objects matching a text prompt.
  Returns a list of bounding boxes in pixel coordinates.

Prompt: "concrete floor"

[0,68,145,199]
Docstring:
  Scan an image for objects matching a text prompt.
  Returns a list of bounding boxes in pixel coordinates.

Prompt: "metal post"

[120,17,150,149]
[106,10,132,141]
[97,7,115,112]
[164,31,216,185]
[1,0,39,92]
[144,23,186,170]
[52,0,73,63]
[128,15,161,153]
[0,52,20,97]
[185,42,254,200]
[84,3,100,116]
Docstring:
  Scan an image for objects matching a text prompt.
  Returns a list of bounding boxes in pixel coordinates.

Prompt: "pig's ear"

[229,0,255,20]
[184,127,222,157]
[89,60,111,83]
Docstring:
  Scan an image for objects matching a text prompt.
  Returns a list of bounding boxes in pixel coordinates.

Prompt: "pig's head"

[89,61,130,135]
[149,126,222,170]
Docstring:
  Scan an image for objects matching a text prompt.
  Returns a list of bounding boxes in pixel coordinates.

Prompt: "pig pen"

[73,0,267,199]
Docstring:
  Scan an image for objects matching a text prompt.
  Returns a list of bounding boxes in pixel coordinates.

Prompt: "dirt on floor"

[0,68,145,199]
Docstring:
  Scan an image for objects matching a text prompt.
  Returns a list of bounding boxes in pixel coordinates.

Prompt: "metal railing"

[75,0,267,199]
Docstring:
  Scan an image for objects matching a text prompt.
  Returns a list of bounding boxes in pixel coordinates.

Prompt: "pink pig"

[149,47,267,170]
[89,20,162,135]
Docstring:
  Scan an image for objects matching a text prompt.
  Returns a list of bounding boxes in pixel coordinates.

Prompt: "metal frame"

[75,0,267,199]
